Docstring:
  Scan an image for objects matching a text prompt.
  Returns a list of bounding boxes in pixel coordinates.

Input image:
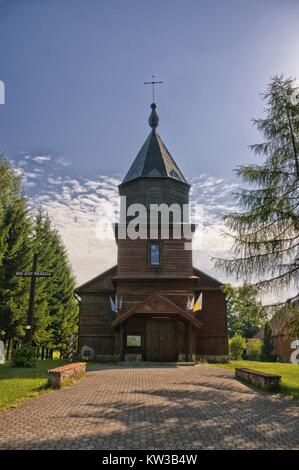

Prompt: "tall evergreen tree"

[261,321,274,361]
[0,154,17,265]
[47,227,78,357]
[0,155,32,351]
[30,210,54,351]
[31,210,78,356]
[0,156,78,357]
[215,76,299,316]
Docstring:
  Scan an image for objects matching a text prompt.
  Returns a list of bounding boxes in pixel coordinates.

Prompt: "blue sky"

[0,0,298,295]
[1,0,299,178]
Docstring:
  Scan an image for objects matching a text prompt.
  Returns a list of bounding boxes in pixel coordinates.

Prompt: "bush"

[11,344,37,367]
[246,339,262,360]
[229,335,246,360]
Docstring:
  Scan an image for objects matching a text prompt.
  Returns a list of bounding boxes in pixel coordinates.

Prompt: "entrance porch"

[112,292,202,362]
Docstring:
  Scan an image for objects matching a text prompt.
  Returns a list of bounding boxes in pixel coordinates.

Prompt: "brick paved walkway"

[0,365,298,450]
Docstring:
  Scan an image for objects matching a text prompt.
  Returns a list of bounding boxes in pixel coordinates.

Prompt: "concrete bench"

[235,368,281,392]
[47,362,86,388]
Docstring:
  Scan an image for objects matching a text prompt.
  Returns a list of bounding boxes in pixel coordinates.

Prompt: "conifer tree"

[261,321,274,361]
[0,155,32,353]
[0,169,8,269]
[47,228,78,357]
[0,156,78,357]
[215,76,299,318]
[0,154,17,265]
[31,210,78,356]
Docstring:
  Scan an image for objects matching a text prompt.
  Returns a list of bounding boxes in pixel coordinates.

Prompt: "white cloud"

[23,171,40,179]
[31,155,51,163]
[56,156,71,166]
[84,180,101,190]
[47,177,63,185]
[66,179,86,193]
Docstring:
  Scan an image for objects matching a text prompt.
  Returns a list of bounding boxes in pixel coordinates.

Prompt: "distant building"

[76,103,228,362]
[253,310,297,362]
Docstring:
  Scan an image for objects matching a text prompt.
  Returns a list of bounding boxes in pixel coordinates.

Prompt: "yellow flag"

[193,293,202,312]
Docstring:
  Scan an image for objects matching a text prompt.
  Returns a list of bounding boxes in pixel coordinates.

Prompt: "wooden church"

[76,102,228,362]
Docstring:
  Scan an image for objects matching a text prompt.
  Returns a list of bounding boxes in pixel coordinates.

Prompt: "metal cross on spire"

[144,74,164,103]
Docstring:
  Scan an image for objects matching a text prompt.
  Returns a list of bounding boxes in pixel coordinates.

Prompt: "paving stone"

[0,365,298,449]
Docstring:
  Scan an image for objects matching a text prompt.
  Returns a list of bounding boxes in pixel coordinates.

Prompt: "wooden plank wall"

[117,239,193,276]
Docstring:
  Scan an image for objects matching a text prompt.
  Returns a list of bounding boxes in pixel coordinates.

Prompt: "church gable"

[135,292,183,315]
[76,265,117,293]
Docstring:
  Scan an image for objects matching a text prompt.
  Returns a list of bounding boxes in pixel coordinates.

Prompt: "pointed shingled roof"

[122,104,188,185]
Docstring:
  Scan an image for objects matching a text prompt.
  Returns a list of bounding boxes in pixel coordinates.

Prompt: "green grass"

[212,360,299,399]
[0,360,68,410]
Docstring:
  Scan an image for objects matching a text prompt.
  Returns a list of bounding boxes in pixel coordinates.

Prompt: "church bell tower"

[112,102,202,362]
[116,102,195,280]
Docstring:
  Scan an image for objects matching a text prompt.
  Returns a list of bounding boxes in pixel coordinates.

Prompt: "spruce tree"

[0,156,78,357]
[261,321,274,361]
[0,155,32,353]
[30,210,56,352]
[0,154,17,266]
[31,210,78,356]
[215,76,299,319]
[47,228,78,358]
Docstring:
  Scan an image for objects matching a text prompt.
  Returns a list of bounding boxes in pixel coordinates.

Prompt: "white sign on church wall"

[0,340,5,364]
[81,345,94,361]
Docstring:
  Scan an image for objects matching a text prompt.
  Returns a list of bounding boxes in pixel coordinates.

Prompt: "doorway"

[145,318,177,362]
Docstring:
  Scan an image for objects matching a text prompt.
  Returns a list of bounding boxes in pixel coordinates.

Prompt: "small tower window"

[149,242,161,266]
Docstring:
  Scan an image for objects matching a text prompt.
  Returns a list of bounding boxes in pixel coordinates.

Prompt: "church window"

[149,242,161,266]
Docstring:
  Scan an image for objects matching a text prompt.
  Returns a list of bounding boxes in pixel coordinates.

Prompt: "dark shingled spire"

[122,104,188,184]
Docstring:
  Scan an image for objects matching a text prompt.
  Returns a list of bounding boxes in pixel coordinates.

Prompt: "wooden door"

[146,319,177,361]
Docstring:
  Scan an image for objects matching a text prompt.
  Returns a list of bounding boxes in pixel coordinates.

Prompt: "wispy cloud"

[56,156,71,166]
[31,155,51,163]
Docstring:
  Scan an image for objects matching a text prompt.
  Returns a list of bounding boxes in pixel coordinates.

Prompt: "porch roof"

[111,292,202,330]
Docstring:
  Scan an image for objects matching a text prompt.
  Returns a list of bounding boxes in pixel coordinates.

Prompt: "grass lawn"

[0,360,68,410]
[213,360,299,399]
